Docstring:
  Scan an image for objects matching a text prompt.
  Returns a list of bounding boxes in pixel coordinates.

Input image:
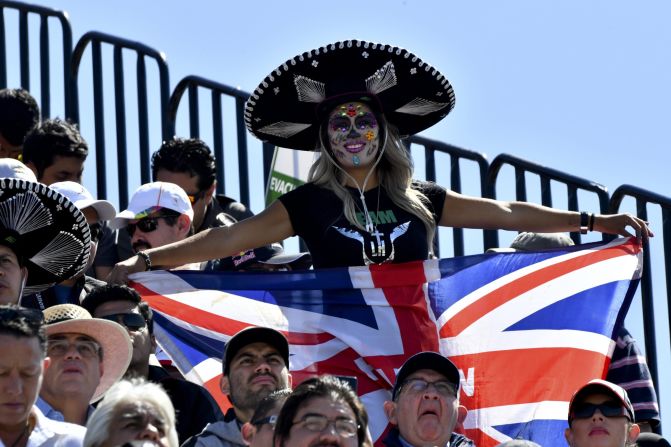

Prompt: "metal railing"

[166,75,275,208]
[486,153,612,248]
[610,184,671,412]
[69,31,170,208]
[0,0,73,118]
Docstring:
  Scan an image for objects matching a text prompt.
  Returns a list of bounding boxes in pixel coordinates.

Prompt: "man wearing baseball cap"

[110,181,195,270]
[383,351,473,447]
[183,326,292,447]
[37,303,132,425]
[565,379,640,447]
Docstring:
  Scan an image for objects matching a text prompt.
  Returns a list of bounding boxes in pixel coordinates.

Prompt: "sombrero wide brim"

[0,178,91,295]
[245,39,455,151]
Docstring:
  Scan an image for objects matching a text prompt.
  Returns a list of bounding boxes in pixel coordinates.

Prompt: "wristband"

[579,212,589,235]
[137,251,152,271]
[588,213,595,232]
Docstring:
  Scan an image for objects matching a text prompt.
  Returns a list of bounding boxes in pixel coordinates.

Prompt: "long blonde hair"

[308,118,437,255]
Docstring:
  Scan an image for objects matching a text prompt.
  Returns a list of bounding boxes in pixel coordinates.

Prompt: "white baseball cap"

[50,181,117,221]
[0,158,37,181]
[110,181,194,229]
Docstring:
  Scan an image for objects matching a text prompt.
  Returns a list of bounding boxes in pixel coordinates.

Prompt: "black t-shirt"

[279,181,446,268]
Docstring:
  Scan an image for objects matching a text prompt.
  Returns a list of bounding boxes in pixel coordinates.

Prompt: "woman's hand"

[594,213,653,239]
[106,255,147,284]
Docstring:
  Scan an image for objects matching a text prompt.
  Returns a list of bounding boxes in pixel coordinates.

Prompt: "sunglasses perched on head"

[571,402,629,420]
[99,312,147,331]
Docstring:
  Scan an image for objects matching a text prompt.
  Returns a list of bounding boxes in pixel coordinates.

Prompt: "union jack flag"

[130,237,642,447]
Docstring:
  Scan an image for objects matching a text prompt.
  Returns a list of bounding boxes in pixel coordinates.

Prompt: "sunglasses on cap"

[571,402,630,421]
[99,312,147,331]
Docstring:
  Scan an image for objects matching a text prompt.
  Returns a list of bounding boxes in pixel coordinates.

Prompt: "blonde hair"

[309,119,436,254]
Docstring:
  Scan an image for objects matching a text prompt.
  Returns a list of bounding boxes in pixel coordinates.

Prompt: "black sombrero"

[0,178,91,295]
[245,39,455,151]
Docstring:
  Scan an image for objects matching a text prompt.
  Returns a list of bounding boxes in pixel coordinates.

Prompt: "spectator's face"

[565,393,639,447]
[92,300,154,375]
[155,169,211,231]
[384,369,459,447]
[327,101,380,170]
[0,245,26,305]
[0,133,22,159]
[0,334,47,429]
[39,155,84,185]
[100,401,170,447]
[41,333,103,403]
[222,342,291,417]
[282,396,359,447]
[128,214,188,254]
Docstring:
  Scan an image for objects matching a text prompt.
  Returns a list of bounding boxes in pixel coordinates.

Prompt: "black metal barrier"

[408,135,490,257]
[486,153,611,249]
[0,0,72,118]
[610,184,671,414]
[166,75,275,208]
[69,31,170,208]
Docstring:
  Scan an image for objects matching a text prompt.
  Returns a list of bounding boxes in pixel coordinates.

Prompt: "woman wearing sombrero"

[109,40,651,278]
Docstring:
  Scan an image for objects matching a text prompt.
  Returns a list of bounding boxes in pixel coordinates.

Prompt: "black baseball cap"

[223,326,290,375]
[391,351,460,400]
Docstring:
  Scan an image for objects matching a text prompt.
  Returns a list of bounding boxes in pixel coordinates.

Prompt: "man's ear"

[204,182,217,205]
[177,215,191,236]
[383,401,398,425]
[287,372,293,388]
[628,424,641,444]
[220,375,230,395]
[150,333,158,351]
[241,422,256,446]
[42,356,51,372]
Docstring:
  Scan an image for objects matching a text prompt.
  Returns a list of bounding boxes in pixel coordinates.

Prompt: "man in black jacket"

[383,352,474,447]
[82,284,224,444]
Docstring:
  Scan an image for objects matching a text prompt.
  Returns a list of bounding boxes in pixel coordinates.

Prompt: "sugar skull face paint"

[327,101,380,169]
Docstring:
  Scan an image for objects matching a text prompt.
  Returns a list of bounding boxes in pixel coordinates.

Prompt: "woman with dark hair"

[109,40,651,279]
[273,376,369,447]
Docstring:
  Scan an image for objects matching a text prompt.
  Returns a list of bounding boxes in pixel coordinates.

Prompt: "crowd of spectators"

[0,78,663,447]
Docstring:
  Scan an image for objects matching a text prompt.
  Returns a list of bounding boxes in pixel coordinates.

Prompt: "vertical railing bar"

[188,83,199,138]
[18,9,28,89]
[136,55,150,189]
[540,175,552,208]
[113,46,128,209]
[38,13,50,118]
[235,96,250,207]
[211,91,225,194]
[0,7,6,88]
[91,40,106,199]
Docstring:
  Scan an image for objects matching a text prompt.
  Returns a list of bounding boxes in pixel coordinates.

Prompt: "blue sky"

[5,0,670,431]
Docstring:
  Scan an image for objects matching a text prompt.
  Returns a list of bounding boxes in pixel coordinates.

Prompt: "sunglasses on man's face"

[571,402,629,420]
[99,312,147,331]
[126,218,161,236]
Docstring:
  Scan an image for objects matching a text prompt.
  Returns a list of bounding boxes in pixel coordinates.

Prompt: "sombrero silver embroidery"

[0,178,91,294]
[245,39,455,151]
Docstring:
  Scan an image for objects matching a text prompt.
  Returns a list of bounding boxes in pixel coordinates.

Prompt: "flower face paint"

[327,102,380,169]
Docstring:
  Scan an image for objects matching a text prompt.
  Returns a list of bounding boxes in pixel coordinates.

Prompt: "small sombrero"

[0,178,91,295]
[245,39,455,151]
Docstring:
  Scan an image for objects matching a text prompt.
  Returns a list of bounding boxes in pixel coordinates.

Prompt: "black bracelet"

[137,251,152,271]
[588,213,595,232]
[579,211,589,235]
